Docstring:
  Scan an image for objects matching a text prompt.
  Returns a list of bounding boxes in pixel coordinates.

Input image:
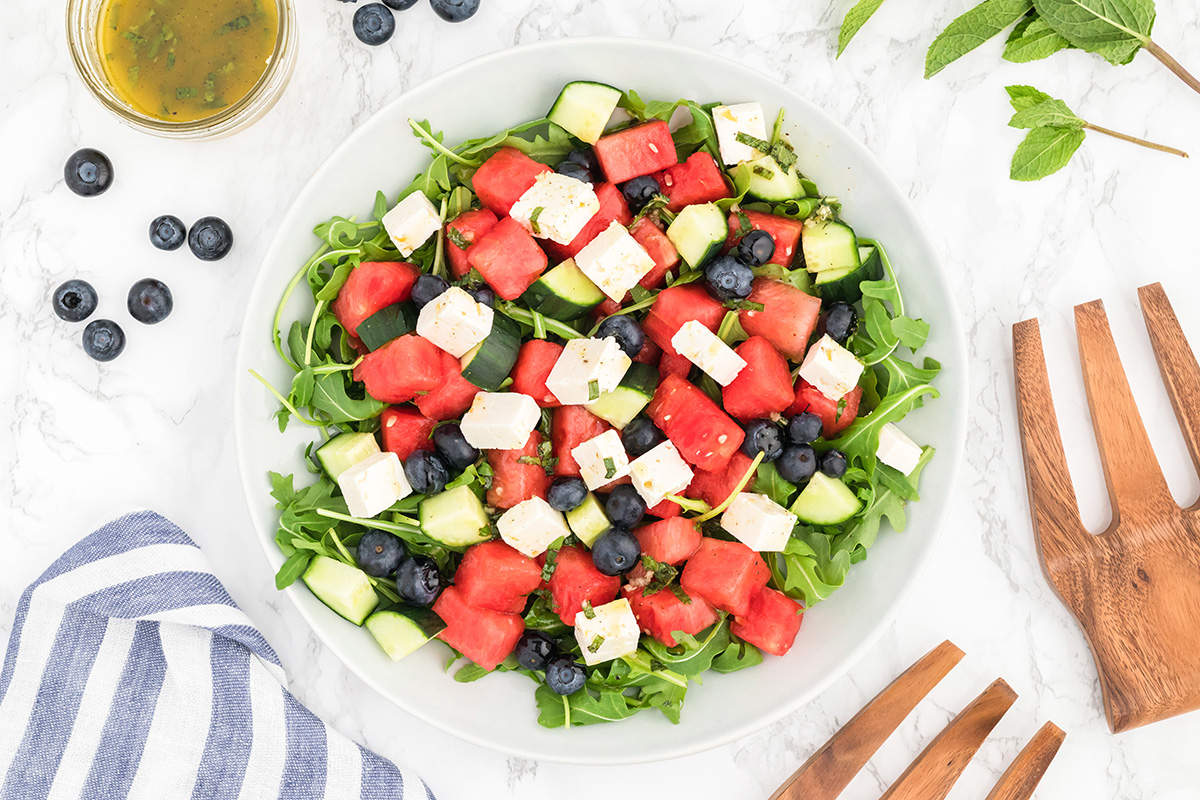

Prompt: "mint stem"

[1082,122,1189,159]
[1144,40,1200,98]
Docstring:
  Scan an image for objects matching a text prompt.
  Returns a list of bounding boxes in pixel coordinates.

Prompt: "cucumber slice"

[460,314,521,391]
[419,484,493,547]
[565,491,610,547]
[802,218,860,274]
[814,245,884,305]
[357,302,418,351]
[586,362,659,429]
[520,259,605,321]
[730,154,807,202]
[314,431,380,480]
[547,81,622,145]
[303,556,379,626]
[789,473,863,526]
[365,606,446,661]
[666,203,728,269]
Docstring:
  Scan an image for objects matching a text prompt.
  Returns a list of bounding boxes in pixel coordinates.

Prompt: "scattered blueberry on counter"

[382,0,418,8]
[52,280,98,322]
[64,148,113,197]
[149,215,187,251]
[188,216,234,261]
[82,319,126,362]
[353,3,396,45]
[430,0,480,23]
[127,278,174,324]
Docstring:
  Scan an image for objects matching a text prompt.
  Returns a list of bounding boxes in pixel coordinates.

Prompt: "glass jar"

[65,0,297,140]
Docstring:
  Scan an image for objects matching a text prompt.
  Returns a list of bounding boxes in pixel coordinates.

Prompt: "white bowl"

[234,37,968,765]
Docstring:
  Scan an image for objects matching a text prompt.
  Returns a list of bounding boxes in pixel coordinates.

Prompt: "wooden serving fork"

[1012,283,1200,733]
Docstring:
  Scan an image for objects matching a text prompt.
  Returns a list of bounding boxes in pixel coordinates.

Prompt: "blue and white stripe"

[0,511,434,800]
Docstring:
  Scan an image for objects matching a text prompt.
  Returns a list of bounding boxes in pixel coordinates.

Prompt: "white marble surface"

[4,0,1200,797]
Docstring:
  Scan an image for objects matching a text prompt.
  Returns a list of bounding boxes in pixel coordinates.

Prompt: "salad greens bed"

[258,86,940,728]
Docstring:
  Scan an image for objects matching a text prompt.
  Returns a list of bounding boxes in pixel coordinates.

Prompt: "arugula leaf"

[640,619,732,676]
[838,0,889,56]
[274,551,311,589]
[711,640,764,673]
[833,447,934,555]
[753,462,797,507]
[535,684,641,727]
[1003,12,1074,62]
[925,0,1033,78]
[1010,124,1086,180]
[1032,0,1152,66]
[827,383,939,473]
[771,533,851,606]
[876,355,941,399]
[309,373,386,424]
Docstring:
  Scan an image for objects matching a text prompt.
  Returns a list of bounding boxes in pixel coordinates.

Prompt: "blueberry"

[464,283,495,307]
[127,278,173,324]
[432,423,479,470]
[149,215,186,251]
[356,530,406,577]
[824,303,858,345]
[64,148,112,197]
[596,315,644,358]
[703,255,754,302]
[562,149,600,173]
[82,319,126,362]
[547,477,588,512]
[776,444,817,483]
[604,484,646,529]
[735,230,775,267]
[786,411,823,445]
[404,450,449,495]
[741,419,785,462]
[514,631,557,671]
[429,0,479,22]
[545,654,586,695]
[820,449,848,479]
[555,161,593,184]
[382,0,417,8]
[411,273,449,309]
[620,176,661,213]
[353,3,395,44]
[52,279,97,322]
[591,527,641,576]
[621,416,664,459]
[188,217,233,261]
[395,555,443,606]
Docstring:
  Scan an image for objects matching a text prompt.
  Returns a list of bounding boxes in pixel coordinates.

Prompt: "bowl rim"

[233,35,968,764]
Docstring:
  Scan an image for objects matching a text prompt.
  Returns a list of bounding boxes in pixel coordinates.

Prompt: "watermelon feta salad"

[260,81,940,728]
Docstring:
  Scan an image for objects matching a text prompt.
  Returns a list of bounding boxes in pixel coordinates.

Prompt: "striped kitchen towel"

[0,510,434,800]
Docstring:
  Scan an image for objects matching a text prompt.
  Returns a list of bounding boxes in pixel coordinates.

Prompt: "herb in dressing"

[99,0,278,123]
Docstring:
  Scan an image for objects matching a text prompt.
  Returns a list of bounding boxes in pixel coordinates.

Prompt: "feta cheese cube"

[544,336,631,406]
[629,440,693,507]
[571,430,631,491]
[498,496,572,558]
[508,172,600,245]
[876,423,924,475]
[574,598,640,665]
[670,320,747,386]
[415,286,494,358]
[337,452,412,519]
[721,492,797,553]
[798,334,864,401]
[382,191,442,257]
[712,102,768,166]
[574,221,656,302]
[459,392,541,450]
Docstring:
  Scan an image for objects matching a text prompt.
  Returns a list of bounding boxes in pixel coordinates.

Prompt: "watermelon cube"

[642,283,727,357]
[680,537,770,617]
[510,339,563,408]
[379,406,436,460]
[657,152,731,211]
[467,216,549,300]
[624,584,720,647]
[628,217,680,292]
[738,278,822,362]
[727,209,803,268]
[331,261,421,337]
[788,380,863,438]
[645,374,745,472]
[446,209,499,279]
[730,586,804,656]
[546,545,621,626]
[471,147,551,216]
[414,350,480,421]
[634,516,701,565]
[685,450,754,509]
[354,334,444,404]
[486,431,550,510]
[722,336,796,421]
[593,121,678,184]
[433,586,525,671]
[454,540,543,614]
[551,406,610,478]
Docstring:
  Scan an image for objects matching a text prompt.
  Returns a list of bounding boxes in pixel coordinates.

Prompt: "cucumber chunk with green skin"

[802,218,860,274]
[357,301,418,351]
[586,362,659,429]
[460,314,521,391]
[365,606,446,661]
[731,154,807,202]
[814,245,883,305]
[419,484,493,547]
[565,492,610,547]
[520,259,605,321]
[789,472,863,526]
[547,81,622,145]
[303,556,379,626]
[314,431,380,480]
[667,203,729,269]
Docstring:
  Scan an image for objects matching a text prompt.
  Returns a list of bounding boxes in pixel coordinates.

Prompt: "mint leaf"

[838,0,889,57]
[1005,84,1054,111]
[1010,125,1086,180]
[1009,97,1084,129]
[1032,0,1153,66]
[925,0,1034,78]
[1003,13,1073,62]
